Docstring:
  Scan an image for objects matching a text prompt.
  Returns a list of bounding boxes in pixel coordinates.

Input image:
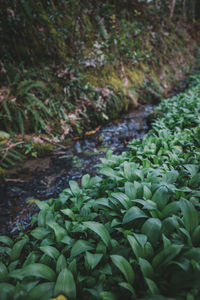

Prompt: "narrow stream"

[0,104,153,235]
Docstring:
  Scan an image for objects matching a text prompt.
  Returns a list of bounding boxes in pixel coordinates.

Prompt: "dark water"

[0,104,153,235]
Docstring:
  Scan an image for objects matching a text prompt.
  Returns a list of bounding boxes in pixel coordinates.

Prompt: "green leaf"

[0,283,15,300]
[180,198,198,233]
[143,186,152,199]
[124,161,137,181]
[161,202,180,218]
[125,182,137,199]
[138,258,154,278]
[10,238,28,261]
[127,234,153,259]
[31,227,50,240]
[61,208,75,220]
[85,252,103,270]
[0,236,13,247]
[0,262,8,281]
[83,221,111,247]
[54,268,76,299]
[56,254,67,273]
[99,166,122,180]
[69,180,80,196]
[165,170,179,184]
[68,259,77,276]
[81,174,90,188]
[46,221,66,242]
[110,255,135,284]
[152,245,183,269]
[71,240,94,257]
[192,225,200,246]
[10,263,56,281]
[35,200,49,210]
[118,282,136,297]
[100,291,117,300]
[28,282,55,300]
[141,218,162,245]
[152,186,170,210]
[40,246,60,260]
[145,278,159,295]
[123,206,148,224]
[111,192,129,209]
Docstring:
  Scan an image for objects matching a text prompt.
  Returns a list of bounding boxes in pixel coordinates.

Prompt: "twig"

[0,142,23,163]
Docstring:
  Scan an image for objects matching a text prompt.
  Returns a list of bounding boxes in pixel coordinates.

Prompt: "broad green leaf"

[85,252,103,269]
[124,161,141,181]
[165,170,179,184]
[95,198,112,209]
[81,174,90,188]
[68,258,77,276]
[0,283,15,300]
[83,221,111,247]
[118,282,136,297]
[37,209,48,227]
[0,236,13,247]
[152,245,183,269]
[184,164,198,177]
[35,200,49,210]
[46,221,66,242]
[31,227,50,240]
[23,251,39,267]
[181,198,198,233]
[125,182,137,199]
[127,235,143,259]
[143,186,152,199]
[141,218,162,245]
[61,208,75,220]
[54,268,76,299]
[69,180,80,196]
[161,202,180,218]
[0,262,8,281]
[138,258,154,278]
[99,166,122,180]
[123,206,147,224]
[111,192,129,209]
[110,255,135,284]
[28,282,55,300]
[71,240,94,257]
[40,246,60,260]
[127,235,153,259]
[145,278,159,295]
[56,254,67,273]
[152,186,170,210]
[10,263,56,281]
[100,291,117,300]
[10,238,28,261]
[192,225,200,246]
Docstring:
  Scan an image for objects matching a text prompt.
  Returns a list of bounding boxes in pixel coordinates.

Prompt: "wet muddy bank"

[0,105,154,235]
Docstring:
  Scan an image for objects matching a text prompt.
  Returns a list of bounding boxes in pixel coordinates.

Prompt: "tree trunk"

[169,0,176,20]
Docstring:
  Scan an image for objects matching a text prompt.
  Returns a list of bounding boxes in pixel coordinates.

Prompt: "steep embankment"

[0,1,200,171]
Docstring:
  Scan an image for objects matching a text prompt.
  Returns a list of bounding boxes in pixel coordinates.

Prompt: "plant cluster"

[1,74,200,299]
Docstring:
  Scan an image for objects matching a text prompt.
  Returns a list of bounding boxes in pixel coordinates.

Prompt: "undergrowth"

[1,73,200,299]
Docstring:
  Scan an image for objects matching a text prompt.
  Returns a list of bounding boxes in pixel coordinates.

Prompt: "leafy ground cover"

[1,73,200,299]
